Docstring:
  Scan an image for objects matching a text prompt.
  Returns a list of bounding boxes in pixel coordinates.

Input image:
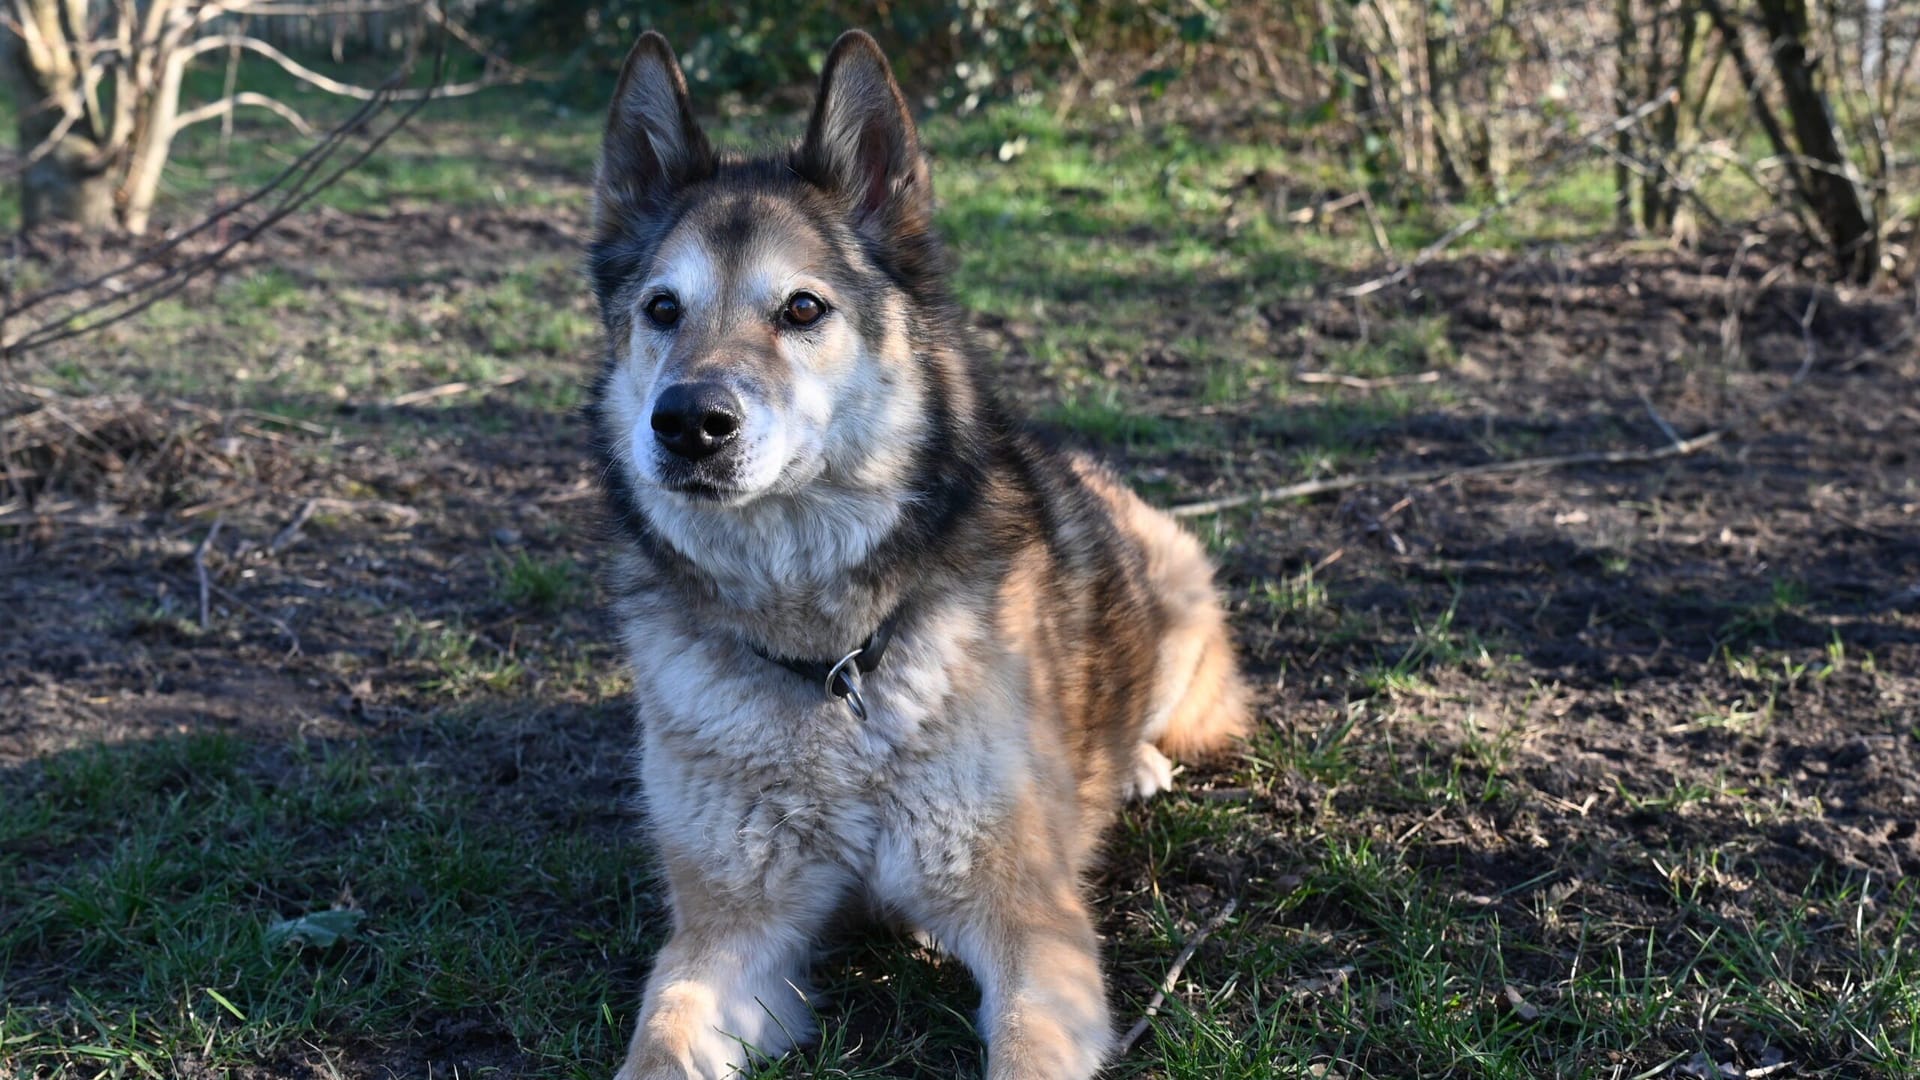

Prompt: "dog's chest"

[628,607,1016,905]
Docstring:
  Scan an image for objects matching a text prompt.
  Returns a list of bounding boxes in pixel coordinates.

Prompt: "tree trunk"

[1614,0,1638,234]
[1753,0,1877,282]
[121,48,188,236]
[16,112,116,231]
[2,1,120,231]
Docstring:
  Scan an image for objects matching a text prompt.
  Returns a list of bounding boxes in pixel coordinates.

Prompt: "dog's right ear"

[595,32,713,231]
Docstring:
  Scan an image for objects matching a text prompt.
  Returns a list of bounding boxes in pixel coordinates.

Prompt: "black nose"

[651,382,743,461]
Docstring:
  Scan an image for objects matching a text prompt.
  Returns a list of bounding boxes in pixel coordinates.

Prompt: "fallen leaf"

[1503,983,1540,1020]
[265,908,364,950]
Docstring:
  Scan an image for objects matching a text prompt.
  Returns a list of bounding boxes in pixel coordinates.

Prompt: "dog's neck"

[639,483,911,659]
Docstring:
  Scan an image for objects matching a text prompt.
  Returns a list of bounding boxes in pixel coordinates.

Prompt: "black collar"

[748,608,902,717]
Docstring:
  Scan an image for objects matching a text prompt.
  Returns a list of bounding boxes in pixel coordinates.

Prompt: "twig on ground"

[1356,186,1397,268]
[1117,898,1239,1056]
[270,498,318,555]
[309,496,420,526]
[1794,293,1819,385]
[1636,387,1684,450]
[1297,370,1442,390]
[1169,430,1726,519]
[387,370,524,408]
[195,517,225,629]
[208,581,302,658]
[240,410,331,436]
[1814,503,1900,542]
[1287,191,1362,224]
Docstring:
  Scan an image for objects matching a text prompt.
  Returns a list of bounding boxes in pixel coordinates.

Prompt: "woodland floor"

[2,87,1918,1079]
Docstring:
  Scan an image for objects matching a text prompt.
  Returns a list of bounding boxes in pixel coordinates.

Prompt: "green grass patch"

[0,730,650,1077]
[494,553,584,614]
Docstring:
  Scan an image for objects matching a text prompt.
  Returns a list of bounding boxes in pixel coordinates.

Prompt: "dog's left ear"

[796,31,931,236]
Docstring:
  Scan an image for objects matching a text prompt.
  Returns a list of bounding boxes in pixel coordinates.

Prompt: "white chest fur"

[621,595,1027,915]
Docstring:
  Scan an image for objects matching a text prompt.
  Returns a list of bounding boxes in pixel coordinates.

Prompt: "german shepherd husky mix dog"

[587,29,1250,1080]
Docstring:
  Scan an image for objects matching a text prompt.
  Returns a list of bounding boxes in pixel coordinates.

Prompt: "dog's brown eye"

[783,292,826,327]
[644,294,681,328]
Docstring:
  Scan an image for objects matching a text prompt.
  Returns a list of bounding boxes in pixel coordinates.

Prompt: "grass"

[0,730,646,1078]
[6,53,1920,1080]
[1318,315,1456,379]
[13,725,1914,1079]
[495,553,584,614]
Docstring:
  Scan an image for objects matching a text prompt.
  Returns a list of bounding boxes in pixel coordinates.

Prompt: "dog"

[586,29,1250,1080]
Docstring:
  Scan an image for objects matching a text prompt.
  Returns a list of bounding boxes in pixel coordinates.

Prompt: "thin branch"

[418,0,545,83]
[195,516,223,628]
[6,77,393,322]
[1636,387,1684,450]
[1297,370,1442,390]
[3,44,445,357]
[172,89,312,136]
[6,102,81,174]
[1345,87,1679,297]
[269,497,316,555]
[1793,292,1818,385]
[1117,899,1239,1055]
[179,32,502,99]
[1168,429,1727,519]
[387,370,523,407]
[218,0,415,14]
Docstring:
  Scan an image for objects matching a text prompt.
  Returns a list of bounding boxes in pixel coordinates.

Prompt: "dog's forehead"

[655,191,853,296]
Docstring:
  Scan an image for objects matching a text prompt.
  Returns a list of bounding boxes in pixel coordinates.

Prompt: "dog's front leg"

[615,858,838,1080]
[927,881,1114,1080]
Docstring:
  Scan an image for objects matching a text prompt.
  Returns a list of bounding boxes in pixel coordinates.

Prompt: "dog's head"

[589,31,947,518]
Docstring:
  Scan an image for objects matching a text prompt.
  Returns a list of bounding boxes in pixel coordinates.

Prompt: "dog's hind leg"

[616,856,842,1080]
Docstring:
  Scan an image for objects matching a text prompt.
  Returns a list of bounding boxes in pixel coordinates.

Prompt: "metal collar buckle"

[749,608,901,722]
[823,647,869,721]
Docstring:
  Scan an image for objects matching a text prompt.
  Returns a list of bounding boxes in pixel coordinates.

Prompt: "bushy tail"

[1150,604,1251,760]
[1073,455,1252,760]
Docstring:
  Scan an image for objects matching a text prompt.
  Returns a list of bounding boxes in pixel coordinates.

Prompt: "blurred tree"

[1703,0,1880,281]
[0,0,505,234]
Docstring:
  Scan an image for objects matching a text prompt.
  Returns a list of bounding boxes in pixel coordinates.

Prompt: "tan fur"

[591,30,1252,1080]
[1071,455,1251,761]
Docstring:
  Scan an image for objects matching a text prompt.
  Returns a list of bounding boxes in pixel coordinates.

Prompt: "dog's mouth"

[664,479,733,500]
[651,459,756,504]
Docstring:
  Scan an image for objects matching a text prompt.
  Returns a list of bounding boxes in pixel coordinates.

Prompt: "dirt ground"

[3,192,1918,1077]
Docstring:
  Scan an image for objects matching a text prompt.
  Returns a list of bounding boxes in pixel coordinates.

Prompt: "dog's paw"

[612,1063,698,1080]
[1124,743,1176,800]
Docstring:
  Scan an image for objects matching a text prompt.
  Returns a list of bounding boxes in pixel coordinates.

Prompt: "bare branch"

[213,0,416,15]
[1168,430,1727,519]
[179,32,504,99]
[7,101,80,171]
[1345,87,1680,298]
[1116,900,1238,1056]
[3,47,446,355]
[172,90,313,136]
[194,516,223,629]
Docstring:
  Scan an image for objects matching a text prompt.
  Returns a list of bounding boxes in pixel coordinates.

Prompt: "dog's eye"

[782,292,827,328]
[644,294,681,328]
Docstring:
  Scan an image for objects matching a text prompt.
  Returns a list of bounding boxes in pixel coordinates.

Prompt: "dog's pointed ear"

[795,31,931,235]
[595,32,714,230]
